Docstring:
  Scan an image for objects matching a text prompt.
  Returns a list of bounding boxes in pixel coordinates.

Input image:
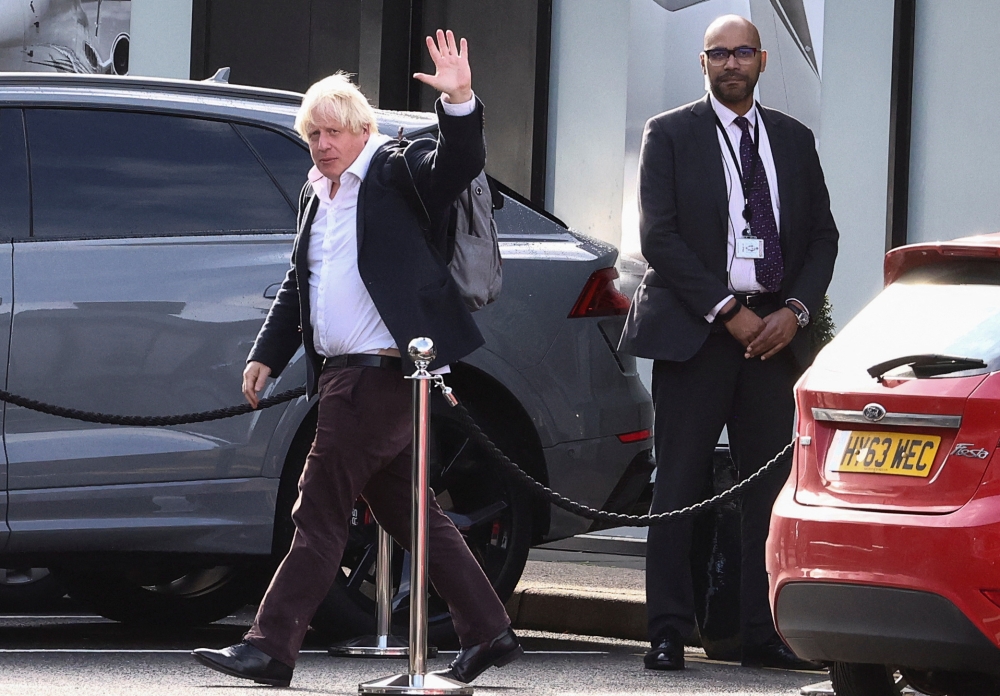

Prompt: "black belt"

[735,292,782,309]
[322,354,402,371]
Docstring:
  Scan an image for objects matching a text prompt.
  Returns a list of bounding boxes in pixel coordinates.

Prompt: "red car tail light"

[617,429,651,444]
[568,267,631,318]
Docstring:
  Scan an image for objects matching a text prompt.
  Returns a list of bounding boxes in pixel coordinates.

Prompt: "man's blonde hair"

[295,72,379,140]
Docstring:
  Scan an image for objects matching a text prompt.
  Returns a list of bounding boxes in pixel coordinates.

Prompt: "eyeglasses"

[703,46,759,67]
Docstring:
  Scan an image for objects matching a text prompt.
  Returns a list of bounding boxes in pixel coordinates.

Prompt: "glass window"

[234,124,312,203]
[0,110,30,240]
[815,260,1000,376]
[26,109,296,239]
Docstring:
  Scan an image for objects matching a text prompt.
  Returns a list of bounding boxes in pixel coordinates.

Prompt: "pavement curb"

[505,587,646,642]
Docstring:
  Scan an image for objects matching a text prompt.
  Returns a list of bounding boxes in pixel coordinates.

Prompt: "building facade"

[9,0,999,331]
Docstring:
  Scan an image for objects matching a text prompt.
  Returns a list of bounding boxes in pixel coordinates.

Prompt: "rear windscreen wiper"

[867,354,987,381]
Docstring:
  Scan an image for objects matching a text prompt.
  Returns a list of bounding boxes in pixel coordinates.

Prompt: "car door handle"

[263,283,280,299]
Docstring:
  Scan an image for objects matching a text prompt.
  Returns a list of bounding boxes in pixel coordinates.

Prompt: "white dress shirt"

[307,95,477,358]
[705,94,781,322]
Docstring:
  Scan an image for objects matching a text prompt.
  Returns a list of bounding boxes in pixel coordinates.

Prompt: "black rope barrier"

[0,386,306,426]
[445,398,793,526]
[0,382,792,526]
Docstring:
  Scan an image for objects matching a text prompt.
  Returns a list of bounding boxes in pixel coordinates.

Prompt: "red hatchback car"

[767,234,1000,696]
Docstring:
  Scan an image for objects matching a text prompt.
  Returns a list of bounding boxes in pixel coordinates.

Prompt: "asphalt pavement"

[0,538,834,695]
[0,612,828,695]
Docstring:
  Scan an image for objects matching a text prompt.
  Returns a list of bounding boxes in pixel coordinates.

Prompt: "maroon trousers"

[245,365,511,667]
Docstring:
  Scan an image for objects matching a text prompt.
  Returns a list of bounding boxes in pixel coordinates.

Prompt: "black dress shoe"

[192,640,293,687]
[644,629,685,671]
[742,636,825,671]
[432,627,524,683]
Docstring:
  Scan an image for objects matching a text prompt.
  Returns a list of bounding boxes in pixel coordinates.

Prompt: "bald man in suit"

[620,15,837,672]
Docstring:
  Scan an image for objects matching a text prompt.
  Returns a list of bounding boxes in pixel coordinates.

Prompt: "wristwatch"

[786,301,809,328]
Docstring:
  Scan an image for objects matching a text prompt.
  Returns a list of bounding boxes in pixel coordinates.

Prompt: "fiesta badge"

[862,403,887,422]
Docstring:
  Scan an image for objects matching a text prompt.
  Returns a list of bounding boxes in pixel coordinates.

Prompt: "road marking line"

[0,615,105,620]
[0,648,610,655]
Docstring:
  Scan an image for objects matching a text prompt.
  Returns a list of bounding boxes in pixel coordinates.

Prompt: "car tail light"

[568,267,631,318]
[617,429,651,444]
[982,589,1000,609]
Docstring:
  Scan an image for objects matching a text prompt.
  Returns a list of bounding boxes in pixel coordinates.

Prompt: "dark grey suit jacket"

[619,95,838,367]
[248,99,487,396]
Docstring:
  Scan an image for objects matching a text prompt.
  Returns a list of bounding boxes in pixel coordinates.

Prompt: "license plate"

[828,430,941,478]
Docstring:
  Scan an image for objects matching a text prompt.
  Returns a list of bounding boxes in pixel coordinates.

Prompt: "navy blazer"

[619,95,839,367]
[248,99,487,396]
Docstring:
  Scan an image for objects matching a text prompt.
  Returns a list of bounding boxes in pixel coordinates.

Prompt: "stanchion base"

[329,634,410,658]
[359,672,473,695]
[329,635,438,658]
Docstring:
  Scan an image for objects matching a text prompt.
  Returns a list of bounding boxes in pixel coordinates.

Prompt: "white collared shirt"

[705,94,796,322]
[307,131,394,358]
[306,95,477,357]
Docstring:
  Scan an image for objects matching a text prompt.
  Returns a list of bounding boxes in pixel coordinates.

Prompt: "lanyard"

[714,114,760,230]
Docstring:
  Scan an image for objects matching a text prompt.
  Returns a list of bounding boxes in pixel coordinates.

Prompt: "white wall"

[619,0,751,259]
[908,2,1000,244]
[817,0,894,328]
[545,0,631,247]
[129,0,192,79]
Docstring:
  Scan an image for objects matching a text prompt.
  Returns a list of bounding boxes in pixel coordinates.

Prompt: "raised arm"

[403,30,486,225]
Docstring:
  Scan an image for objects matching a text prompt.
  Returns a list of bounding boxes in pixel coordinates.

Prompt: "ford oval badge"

[862,403,887,422]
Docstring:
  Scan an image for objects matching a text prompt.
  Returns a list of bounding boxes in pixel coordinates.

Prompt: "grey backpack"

[395,132,503,312]
[449,171,503,311]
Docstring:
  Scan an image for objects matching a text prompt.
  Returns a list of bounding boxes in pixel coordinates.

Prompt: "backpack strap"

[387,138,432,231]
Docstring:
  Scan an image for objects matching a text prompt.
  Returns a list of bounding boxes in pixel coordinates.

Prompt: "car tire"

[831,662,906,696]
[308,399,533,647]
[0,567,67,610]
[51,563,270,626]
[900,668,1000,696]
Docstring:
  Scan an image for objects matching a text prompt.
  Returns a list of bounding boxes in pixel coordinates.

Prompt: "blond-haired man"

[192,30,520,688]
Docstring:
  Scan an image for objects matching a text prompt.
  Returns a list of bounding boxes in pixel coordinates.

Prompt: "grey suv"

[0,73,652,641]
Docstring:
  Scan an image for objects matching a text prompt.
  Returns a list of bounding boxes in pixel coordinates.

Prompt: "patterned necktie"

[734,115,783,292]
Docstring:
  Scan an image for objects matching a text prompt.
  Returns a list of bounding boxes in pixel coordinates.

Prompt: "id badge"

[736,236,764,259]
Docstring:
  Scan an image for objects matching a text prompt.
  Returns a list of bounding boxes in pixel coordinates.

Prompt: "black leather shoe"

[644,629,685,671]
[192,641,293,687]
[742,636,825,671]
[433,627,523,683]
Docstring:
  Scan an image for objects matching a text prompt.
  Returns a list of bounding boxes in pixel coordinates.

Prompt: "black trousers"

[646,329,800,647]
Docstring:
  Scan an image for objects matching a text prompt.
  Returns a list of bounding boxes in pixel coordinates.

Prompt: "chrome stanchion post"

[359,338,473,695]
[328,525,411,658]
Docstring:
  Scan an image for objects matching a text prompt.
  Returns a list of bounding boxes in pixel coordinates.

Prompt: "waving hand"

[413,29,473,104]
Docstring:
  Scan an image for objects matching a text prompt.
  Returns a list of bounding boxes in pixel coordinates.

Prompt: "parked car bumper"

[774,581,1000,674]
[767,478,1000,670]
[542,437,652,540]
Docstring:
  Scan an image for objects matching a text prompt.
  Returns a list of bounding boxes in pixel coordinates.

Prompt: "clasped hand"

[724,305,798,361]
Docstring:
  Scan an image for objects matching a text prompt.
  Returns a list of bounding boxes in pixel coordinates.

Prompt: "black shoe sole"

[449,644,525,683]
[192,651,292,687]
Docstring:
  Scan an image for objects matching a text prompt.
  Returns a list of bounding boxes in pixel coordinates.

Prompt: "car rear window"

[25,109,296,239]
[814,259,1000,376]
